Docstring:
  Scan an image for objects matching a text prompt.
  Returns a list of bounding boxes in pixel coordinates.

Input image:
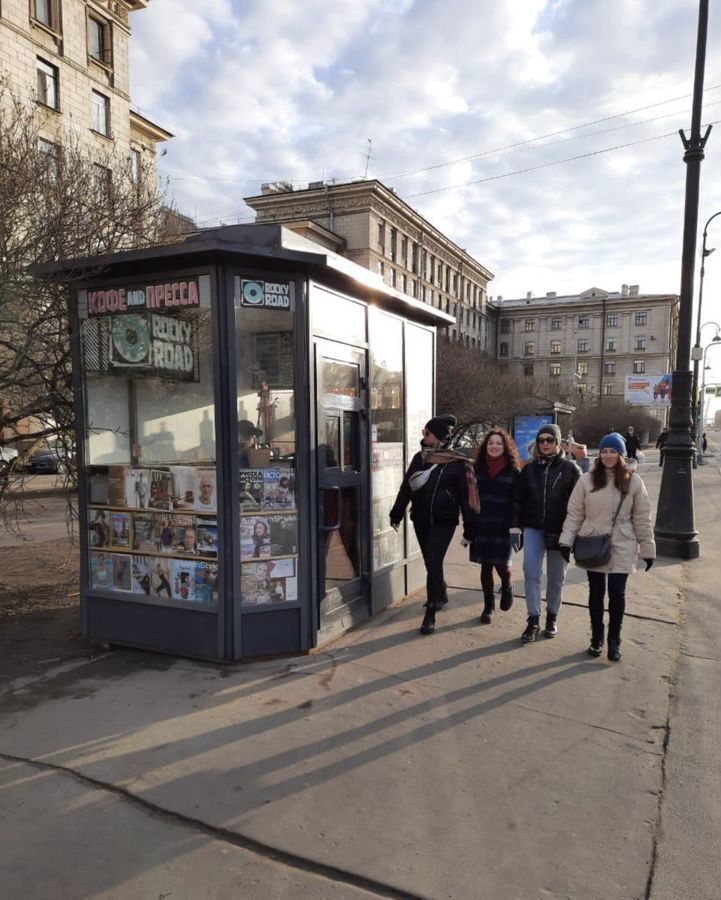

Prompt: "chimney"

[629,284,639,296]
[621,284,629,296]
[546,291,557,298]
[497,295,502,302]
[526,291,533,300]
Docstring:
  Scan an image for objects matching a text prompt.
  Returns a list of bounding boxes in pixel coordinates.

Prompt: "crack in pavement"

[0,751,426,900]
[512,702,665,749]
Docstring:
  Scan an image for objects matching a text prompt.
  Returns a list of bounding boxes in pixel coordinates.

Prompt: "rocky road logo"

[238,279,293,310]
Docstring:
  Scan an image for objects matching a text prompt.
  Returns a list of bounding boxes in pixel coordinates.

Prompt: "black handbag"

[572,494,626,569]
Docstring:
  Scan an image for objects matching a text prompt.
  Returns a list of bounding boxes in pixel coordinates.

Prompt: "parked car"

[0,445,19,473]
[24,443,72,475]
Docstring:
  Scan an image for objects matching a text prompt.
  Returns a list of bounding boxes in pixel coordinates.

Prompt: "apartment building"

[245,179,496,351]
[0,0,170,180]
[494,285,678,404]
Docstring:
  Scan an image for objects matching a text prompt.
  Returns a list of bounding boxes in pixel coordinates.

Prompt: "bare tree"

[0,82,180,509]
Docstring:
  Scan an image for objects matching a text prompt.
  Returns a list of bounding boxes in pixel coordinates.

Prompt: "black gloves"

[559,546,571,563]
[644,558,654,571]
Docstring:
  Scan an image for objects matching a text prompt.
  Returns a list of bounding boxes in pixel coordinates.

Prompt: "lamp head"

[703,247,716,258]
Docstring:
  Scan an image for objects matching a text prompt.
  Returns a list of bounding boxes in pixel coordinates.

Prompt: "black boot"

[544,613,558,638]
[521,615,540,643]
[437,584,449,609]
[420,604,436,635]
[607,638,622,661]
[480,596,495,624]
[500,584,514,611]
[588,624,604,657]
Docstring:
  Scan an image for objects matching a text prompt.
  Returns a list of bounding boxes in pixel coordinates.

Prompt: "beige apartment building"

[0,0,170,180]
[494,284,678,405]
[245,179,496,351]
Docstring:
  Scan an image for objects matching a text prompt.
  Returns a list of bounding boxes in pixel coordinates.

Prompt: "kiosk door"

[315,339,370,635]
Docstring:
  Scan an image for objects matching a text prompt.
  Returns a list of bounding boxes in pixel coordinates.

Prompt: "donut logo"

[242,280,264,305]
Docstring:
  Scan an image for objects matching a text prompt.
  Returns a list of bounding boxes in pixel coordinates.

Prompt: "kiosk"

[52,224,452,661]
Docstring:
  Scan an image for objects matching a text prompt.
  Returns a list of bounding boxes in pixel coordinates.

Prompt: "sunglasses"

[538,437,557,444]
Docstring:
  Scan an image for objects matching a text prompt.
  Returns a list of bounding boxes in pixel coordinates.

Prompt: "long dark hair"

[473,428,521,471]
[591,455,630,493]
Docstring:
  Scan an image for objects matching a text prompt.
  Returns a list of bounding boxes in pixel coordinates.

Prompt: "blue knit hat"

[599,432,626,455]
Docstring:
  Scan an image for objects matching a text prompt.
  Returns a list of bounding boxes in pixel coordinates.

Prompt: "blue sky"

[129,0,721,390]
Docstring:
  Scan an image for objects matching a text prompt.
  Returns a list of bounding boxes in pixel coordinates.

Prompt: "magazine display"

[89,553,113,590]
[148,469,173,510]
[193,468,217,512]
[169,466,196,509]
[111,554,133,592]
[88,509,111,548]
[239,469,263,510]
[240,516,271,560]
[88,470,109,505]
[131,556,152,594]
[268,513,298,556]
[262,468,295,510]
[132,511,157,552]
[241,558,297,606]
[110,512,132,549]
[150,557,173,598]
[171,559,196,602]
[156,516,176,554]
[196,518,218,557]
[194,560,218,604]
[124,468,149,509]
[173,514,196,555]
[107,466,126,507]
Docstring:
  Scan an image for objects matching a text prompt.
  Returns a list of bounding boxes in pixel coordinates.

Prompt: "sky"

[129,0,721,399]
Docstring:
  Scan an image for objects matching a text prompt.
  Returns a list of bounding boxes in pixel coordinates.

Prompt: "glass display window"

[234,275,298,607]
[79,274,219,607]
[405,324,434,558]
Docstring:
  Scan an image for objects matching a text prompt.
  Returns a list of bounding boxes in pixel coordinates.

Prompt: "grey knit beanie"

[536,423,563,446]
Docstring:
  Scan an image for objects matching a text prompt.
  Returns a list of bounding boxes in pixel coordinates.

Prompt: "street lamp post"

[697,333,721,463]
[693,320,721,455]
[691,210,721,430]
[654,0,711,560]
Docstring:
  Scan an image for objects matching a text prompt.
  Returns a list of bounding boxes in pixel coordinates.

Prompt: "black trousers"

[413,520,456,611]
[587,571,628,641]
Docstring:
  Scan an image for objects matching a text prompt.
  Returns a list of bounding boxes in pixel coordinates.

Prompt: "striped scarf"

[421,448,480,513]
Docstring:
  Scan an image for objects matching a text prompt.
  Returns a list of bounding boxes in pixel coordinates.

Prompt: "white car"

[0,445,19,472]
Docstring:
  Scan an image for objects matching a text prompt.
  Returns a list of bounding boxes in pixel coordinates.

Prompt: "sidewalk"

[0,460,719,899]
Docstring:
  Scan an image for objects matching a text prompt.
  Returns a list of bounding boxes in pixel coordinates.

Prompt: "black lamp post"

[691,210,721,432]
[654,0,711,560]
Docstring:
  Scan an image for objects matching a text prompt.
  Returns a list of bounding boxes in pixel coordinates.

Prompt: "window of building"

[411,242,417,273]
[88,15,112,66]
[523,363,534,377]
[635,311,648,326]
[605,338,617,352]
[578,315,590,329]
[500,319,510,334]
[499,342,509,357]
[36,58,58,110]
[604,383,615,396]
[550,317,562,330]
[550,363,561,377]
[91,90,110,136]
[577,339,589,353]
[129,147,141,183]
[92,163,111,198]
[401,274,407,295]
[634,336,646,350]
[604,361,615,374]
[607,313,619,327]
[524,341,535,357]
[633,360,646,374]
[389,227,397,261]
[550,340,561,354]
[38,137,59,179]
[524,318,536,332]
[378,260,384,276]
[377,219,385,251]
[390,268,396,288]
[577,360,589,376]
[32,0,60,31]
[400,235,407,266]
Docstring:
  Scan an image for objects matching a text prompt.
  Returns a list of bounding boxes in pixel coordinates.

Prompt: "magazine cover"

[89,552,113,590]
[149,557,173,598]
[194,468,217,512]
[169,466,196,509]
[88,509,111,548]
[88,470,109,505]
[155,516,176,554]
[194,560,218,604]
[173,514,196,555]
[268,513,298,556]
[112,553,133,592]
[266,557,295,579]
[196,518,218,557]
[262,468,295,510]
[110,511,132,549]
[240,515,271,561]
[107,465,126,507]
[132,511,156,552]
[171,558,196,602]
[131,556,151,595]
[124,468,149,509]
[240,562,272,605]
[269,575,297,603]
[148,469,173,510]
[239,468,263,510]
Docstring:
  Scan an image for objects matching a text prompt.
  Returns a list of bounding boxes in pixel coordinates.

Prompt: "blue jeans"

[522,527,568,617]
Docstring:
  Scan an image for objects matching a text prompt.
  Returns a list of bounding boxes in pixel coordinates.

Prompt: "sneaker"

[500,585,514,611]
[521,616,540,643]
[544,613,558,638]
[607,639,622,662]
[588,640,603,657]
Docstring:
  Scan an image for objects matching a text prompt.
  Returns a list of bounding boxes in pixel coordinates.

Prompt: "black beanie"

[425,414,457,441]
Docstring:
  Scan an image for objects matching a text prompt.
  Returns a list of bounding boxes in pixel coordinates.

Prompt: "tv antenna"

[363,138,373,179]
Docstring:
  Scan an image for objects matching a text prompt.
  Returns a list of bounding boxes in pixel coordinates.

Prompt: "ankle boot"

[544,613,558,638]
[420,604,436,635]
[480,596,495,624]
[521,615,540,643]
[607,639,622,661]
[500,584,514,611]
[588,623,604,657]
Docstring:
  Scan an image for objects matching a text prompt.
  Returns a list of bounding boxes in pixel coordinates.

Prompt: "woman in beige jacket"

[559,433,655,661]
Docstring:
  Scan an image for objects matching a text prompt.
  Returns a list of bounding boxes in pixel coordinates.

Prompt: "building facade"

[493,285,678,406]
[0,0,170,179]
[245,179,496,352]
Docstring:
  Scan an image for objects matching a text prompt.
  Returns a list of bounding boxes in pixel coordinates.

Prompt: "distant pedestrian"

[565,435,590,473]
[559,432,655,662]
[390,415,479,635]
[623,426,641,460]
[510,424,580,643]
[656,426,669,467]
[702,432,708,454]
[462,429,521,624]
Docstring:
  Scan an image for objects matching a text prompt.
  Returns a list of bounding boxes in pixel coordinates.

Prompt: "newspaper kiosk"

[56,224,451,661]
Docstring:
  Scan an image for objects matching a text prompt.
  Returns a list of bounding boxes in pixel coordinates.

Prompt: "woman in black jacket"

[510,424,580,643]
[390,415,479,635]
[463,429,521,624]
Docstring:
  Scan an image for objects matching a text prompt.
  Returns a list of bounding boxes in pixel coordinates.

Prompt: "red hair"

[473,428,521,471]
